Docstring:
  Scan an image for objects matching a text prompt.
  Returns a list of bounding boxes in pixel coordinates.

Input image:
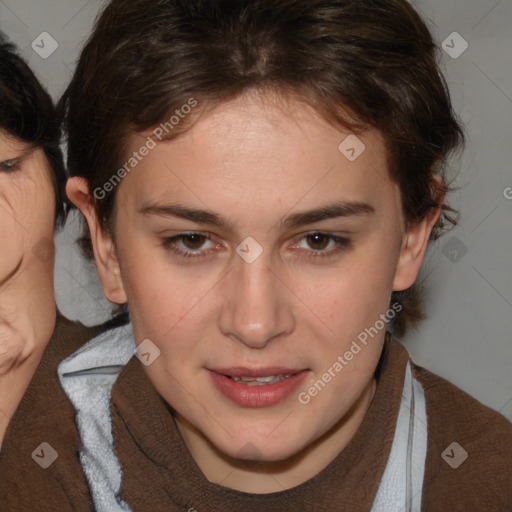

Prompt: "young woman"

[2,1,511,510]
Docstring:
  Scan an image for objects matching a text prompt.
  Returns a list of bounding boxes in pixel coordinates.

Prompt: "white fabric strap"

[58,322,136,512]
[370,360,428,511]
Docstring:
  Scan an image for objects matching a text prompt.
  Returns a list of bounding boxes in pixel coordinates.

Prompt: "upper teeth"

[231,374,292,385]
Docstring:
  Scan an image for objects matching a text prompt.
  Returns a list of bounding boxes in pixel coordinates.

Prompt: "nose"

[218,254,295,349]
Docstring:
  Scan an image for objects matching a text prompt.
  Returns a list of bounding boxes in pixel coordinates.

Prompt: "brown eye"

[293,232,351,261]
[161,232,217,259]
[180,233,208,250]
[305,233,331,251]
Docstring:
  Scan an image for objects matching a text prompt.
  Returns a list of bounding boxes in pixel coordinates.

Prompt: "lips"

[211,367,301,378]
[208,367,309,407]
[211,367,301,386]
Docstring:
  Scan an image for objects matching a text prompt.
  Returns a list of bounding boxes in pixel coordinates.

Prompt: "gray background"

[1,0,511,420]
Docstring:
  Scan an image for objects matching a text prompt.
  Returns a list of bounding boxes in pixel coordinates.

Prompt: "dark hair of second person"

[0,32,67,228]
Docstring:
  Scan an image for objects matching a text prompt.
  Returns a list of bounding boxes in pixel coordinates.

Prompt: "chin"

[207,425,311,463]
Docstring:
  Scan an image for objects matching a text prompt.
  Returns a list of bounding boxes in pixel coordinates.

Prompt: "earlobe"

[66,177,127,304]
[392,206,441,292]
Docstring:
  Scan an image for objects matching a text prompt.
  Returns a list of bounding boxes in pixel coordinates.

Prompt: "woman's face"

[72,91,435,465]
[0,131,56,374]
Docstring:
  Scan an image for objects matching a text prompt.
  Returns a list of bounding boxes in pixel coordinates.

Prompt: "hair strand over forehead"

[0,32,67,228]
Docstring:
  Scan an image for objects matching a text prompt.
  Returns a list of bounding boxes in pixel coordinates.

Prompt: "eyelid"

[0,147,38,171]
[0,158,21,172]
[161,232,219,256]
[161,230,351,261]
[290,232,351,259]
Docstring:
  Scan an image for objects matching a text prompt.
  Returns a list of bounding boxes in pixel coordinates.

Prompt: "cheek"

[0,204,24,278]
[118,243,205,356]
[0,175,54,278]
[310,242,399,342]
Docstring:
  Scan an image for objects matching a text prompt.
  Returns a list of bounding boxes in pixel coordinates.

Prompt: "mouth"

[228,374,295,386]
[208,367,309,407]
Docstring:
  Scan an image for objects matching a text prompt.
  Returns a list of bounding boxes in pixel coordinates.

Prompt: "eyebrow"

[0,146,36,162]
[139,200,375,232]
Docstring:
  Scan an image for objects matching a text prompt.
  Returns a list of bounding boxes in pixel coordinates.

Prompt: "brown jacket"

[0,310,127,511]
[1,314,511,511]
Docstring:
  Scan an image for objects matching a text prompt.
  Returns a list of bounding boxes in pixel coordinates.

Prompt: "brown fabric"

[109,333,405,512]
[111,336,512,511]
[416,362,512,511]
[1,321,511,511]
[0,309,127,512]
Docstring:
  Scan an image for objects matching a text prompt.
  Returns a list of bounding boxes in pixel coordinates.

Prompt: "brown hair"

[59,0,465,336]
[0,32,67,228]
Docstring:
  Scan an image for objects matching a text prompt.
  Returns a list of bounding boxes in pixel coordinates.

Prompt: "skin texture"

[68,90,440,493]
[0,131,57,446]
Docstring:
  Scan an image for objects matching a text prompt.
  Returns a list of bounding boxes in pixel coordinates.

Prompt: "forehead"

[0,130,32,154]
[118,92,396,220]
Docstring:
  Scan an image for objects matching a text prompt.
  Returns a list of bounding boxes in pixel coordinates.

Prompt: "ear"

[66,177,127,304]
[393,185,444,292]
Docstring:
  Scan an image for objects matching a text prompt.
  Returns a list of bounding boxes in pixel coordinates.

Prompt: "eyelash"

[161,232,351,261]
[0,159,21,173]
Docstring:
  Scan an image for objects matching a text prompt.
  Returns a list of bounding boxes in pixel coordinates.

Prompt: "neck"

[0,261,56,447]
[175,376,377,493]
